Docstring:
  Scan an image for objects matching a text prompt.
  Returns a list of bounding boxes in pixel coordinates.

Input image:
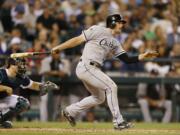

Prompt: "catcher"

[0,57,59,128]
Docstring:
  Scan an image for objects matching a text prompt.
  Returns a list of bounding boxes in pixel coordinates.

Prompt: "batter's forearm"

[53,36,84,52]
[117,53,139,63]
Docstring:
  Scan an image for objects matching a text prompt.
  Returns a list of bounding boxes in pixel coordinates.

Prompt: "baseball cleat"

[62,109,76,127]
[114,121,133,130]
[0,121,13,128]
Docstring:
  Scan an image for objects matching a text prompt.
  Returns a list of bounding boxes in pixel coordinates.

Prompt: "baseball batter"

[52,14,158,130]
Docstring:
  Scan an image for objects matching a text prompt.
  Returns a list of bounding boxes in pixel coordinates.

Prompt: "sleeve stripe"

[82,30,88,41]
[114,51,126,58]
[20,79,33,89]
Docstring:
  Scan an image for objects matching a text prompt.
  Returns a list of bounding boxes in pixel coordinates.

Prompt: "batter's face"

[114,22,124,34]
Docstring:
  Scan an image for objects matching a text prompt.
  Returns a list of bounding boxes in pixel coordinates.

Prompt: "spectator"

[169,43,180,75]
[10,27,31,51]
[55,11,69,31]
[37,28,51,50]
[137,82,172,123]
[137,64,172,123]
[36,6,55,30]
[166,24,180,49]
[0,35,8,55]
[83,15,95,29]
[33,0,44,18]
[49,30,60,49]
[11,4,26,26]
[27,40,46,74]
[61,0,81,21]
[6,37,22,54]
[154,26,166,47]
[11,0,30,18]
[11,27,22,38]
[0,35,8,66]
[39,52,71,121]
[0,1,13,32]
[23,4,37,41]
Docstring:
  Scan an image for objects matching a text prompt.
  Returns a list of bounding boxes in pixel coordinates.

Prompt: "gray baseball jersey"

[81,25,126,65]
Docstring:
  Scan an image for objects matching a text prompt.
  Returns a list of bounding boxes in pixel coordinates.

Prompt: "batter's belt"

[80,59,101,68]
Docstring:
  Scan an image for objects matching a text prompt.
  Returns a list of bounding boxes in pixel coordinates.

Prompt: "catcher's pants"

[66,60,124,126]
[0,95,20,112]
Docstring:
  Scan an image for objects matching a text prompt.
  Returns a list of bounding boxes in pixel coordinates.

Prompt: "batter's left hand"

[138,51,159,61]
[51,47,60,55]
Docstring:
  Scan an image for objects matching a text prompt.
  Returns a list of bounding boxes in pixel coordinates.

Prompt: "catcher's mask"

[7,57,27,76]
[106,14,126,28]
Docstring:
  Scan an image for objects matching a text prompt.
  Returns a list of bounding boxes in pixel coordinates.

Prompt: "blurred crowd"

[0,0,180,122]
[0,0,179,75]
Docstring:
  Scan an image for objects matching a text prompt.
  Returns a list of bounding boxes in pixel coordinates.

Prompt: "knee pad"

[15,96,30,113]
[0,97,30,122]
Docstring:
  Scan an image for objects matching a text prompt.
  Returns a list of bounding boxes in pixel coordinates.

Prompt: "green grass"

[0,122,180,135]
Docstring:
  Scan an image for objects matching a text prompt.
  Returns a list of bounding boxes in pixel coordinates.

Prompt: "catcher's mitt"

[39,81,59,96]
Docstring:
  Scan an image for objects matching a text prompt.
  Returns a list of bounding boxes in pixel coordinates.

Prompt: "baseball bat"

[10,52,51,58]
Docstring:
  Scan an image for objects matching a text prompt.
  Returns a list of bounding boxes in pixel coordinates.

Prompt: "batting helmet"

[7,58,27,76]
[106,14,126,28]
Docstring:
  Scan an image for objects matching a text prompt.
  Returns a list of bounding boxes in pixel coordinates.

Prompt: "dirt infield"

[0,128,180,134]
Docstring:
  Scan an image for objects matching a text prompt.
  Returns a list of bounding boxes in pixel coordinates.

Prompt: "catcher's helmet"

[7,58,27,76]
[106,14,126,28]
